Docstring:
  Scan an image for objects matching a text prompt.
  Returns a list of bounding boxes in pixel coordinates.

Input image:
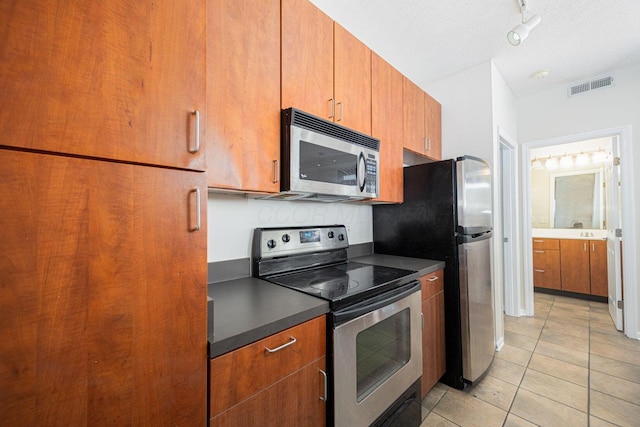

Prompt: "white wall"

[207,193,373,262]
[426,61,494,164]
[427,60,520,349]
[518,63,640,339]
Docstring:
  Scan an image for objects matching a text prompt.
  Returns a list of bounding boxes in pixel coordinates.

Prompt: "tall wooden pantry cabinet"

[0,1,208,425]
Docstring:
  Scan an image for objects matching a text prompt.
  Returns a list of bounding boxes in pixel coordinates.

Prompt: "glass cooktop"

[267,261,416,308]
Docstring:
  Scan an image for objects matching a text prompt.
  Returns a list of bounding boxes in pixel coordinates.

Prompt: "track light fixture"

[507,0,541,46]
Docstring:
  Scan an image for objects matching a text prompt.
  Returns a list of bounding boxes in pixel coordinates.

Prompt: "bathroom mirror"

[550,170,603,229]
[531,167,606,229]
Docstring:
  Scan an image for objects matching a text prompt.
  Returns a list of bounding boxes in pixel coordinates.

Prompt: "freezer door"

[456,157,492,234]
[458,232,494,383]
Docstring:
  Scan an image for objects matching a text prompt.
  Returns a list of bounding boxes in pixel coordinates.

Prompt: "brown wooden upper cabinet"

[282,0,372,136]
[0,0,206,172]
[371,53,404,203]
[207,0,281,192]
[403,77,442,160]
[425,92,443,160]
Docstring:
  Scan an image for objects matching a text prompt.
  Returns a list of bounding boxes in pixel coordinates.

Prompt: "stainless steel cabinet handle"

[584,242,587,251]
[265,336,296,353]
[190,110,200,153]
[272,160,279,183]
[421,313,424,330]
[534,269,545,273]
[319,369,327,401]
[328,99,334,119]
[425,138,431,152]
[337,101,343,121]
[534,250,544,253]
[592,243,595,252]
[190,188,201,232]
[427,276,439,282]
[533,239,544,243]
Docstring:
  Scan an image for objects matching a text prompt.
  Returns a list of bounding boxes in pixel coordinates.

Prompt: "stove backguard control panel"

[253,225,349,259]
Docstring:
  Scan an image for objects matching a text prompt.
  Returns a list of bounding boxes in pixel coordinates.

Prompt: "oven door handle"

[333,281,421,325]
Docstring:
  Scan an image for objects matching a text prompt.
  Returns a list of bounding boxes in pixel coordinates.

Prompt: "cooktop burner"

[268,261,415,308]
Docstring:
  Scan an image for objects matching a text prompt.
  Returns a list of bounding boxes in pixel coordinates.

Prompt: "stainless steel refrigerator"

[372,156,494,390]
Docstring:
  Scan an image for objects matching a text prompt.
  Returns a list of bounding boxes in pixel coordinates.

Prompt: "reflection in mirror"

[551,170,603,229]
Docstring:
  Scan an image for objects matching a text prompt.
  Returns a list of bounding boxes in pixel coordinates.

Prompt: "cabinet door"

[424,93,442,160]
[0,150,207,425]
[371,53,404,203]
[207,0,280,192]
[560,240,591,294]
[402,77,426,155]
[281,0,333,119]
[420,272,446,397]
[210,357,326,427]
[590,240,608,297]
[0,1,206,171]
[334,23,372,135]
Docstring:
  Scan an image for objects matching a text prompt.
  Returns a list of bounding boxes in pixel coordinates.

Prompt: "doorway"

[499,131,520,318]
[521,126,638,340]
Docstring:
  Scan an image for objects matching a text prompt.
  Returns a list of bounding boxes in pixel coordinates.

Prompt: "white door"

[605,136,623,330]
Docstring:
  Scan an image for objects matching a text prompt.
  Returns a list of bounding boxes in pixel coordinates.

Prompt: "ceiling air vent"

[568,75,615,98]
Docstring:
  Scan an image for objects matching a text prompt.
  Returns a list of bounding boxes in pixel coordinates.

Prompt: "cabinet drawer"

[533,268,561,290]
[420,269,444,301]
[209,315,326,418]
[532,238,560,250]
[532,249,560,269]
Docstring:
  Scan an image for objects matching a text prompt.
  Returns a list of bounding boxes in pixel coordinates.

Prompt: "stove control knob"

[267,239,277,249]
[282,234,290,243]
[338,234,345,241]
[328,231,334,239]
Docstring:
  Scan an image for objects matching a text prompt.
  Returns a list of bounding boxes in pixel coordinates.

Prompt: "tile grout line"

[587,300,592,427]
[500,296,552,426]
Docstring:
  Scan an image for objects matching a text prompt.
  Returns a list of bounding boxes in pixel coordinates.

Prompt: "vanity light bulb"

[575,153,589,166]
[592,151,606,163]
[559,156,573,168]
[545,158,558,170]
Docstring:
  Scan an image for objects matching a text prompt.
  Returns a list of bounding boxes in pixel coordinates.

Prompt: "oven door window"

[356,308,410,402]
[299,140,357,186]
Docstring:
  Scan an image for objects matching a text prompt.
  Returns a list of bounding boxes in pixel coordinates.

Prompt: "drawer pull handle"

[534,250,544,253]
[534,269,545,273]
[427,276,439,282]
[319,369,327,401]
[533,239,544,243]
[265,336,297,353]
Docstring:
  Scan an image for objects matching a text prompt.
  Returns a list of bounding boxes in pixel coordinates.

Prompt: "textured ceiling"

[308,0,640,98]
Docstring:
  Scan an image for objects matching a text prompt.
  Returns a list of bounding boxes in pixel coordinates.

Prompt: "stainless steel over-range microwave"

[279,108,380,202]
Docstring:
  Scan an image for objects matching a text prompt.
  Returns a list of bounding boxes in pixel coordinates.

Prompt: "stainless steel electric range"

[252,225,423,427]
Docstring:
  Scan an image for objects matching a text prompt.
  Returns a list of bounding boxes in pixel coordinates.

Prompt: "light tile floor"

[420,292,640,426]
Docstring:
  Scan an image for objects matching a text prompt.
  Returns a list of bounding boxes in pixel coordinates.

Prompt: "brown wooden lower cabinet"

[0,149,207,425]
[560,240,591,294]
[589,240,608,297]
[209,316,326,426]
[420,270,446,397]
[532,238,608,297]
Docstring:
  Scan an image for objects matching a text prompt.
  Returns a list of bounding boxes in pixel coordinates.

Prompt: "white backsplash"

[207,192,373,262]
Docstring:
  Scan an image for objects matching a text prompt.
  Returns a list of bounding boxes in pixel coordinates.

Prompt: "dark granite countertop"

[352,254,445,277]
[207,253,444,359]
[208,277,329,358]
